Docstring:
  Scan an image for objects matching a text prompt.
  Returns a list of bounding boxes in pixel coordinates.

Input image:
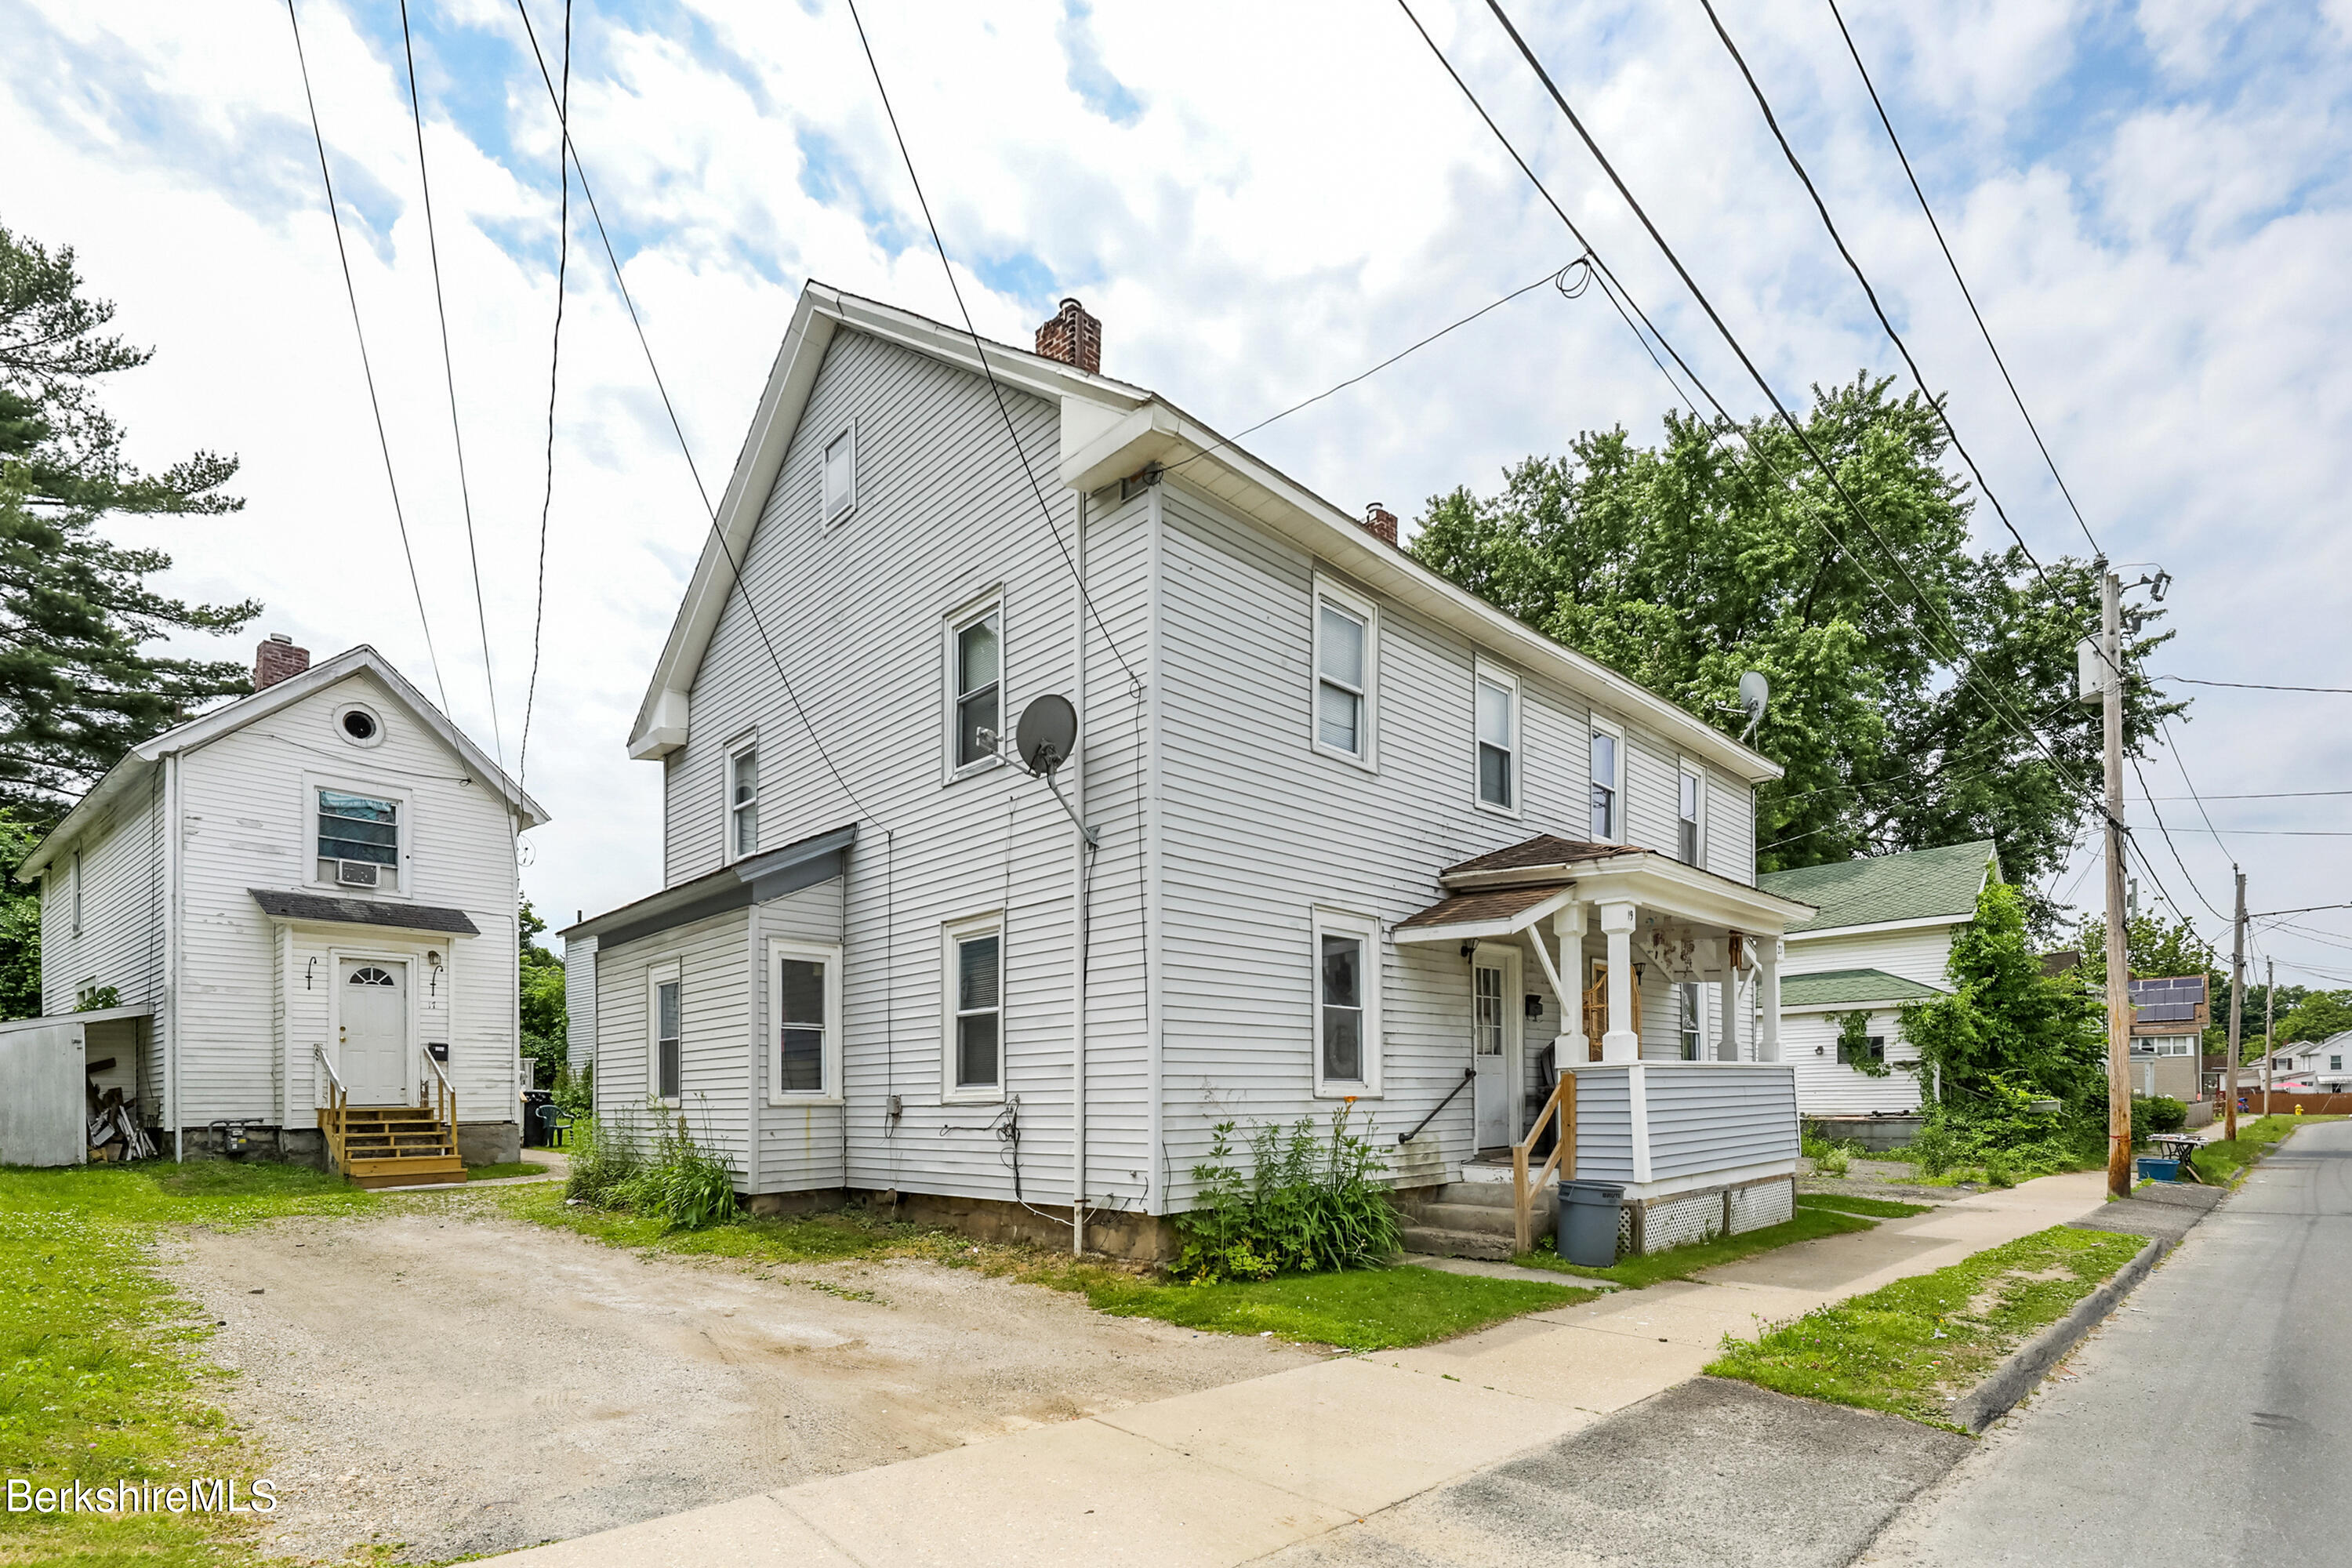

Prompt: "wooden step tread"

[346,1168,468,1190]
[344,1155,464,1176]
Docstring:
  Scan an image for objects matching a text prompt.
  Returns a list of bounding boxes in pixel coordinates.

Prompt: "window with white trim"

[949,601,1003,774]
[1312,580,1375,764]
[822,423,857,522]
[944,915,1003,1097]
[317,789,401,891]
[69,849,82,937]
[728,745,760,860]
[1474,669,1517,811]
[1588,717,1622,841]
[1678,982,1704,1060]
[771,940,840,1099]
[1312,908,1381,1094]
[1677,764,1704,865]
[649,968,683,1102]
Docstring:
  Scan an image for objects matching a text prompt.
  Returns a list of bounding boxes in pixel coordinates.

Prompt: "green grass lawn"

[498,1182,956,1262]
[1705,1224,2148,1427]
[1797,1192,1933,1219]
[0,1160,377,1567]
[1513,1202,1878,1288]
[461,1160,551,1181]
[2191,1114,2345,1185]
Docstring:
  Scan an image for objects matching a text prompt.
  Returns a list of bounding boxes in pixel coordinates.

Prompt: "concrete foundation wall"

[746,1186,1178,1261]
[456,1120,521,1166]
[172,1124,328,1169]
[1806,1113,1924,1152]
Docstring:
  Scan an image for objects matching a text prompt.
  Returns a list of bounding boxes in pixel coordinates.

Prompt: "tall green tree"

[2276,992,2352,1047]
[1900,880,2107,1109]
[0,810,39,1019]
[519,899,567,1090]
[1410,376,2179,926]
[2,221,258,829]
[2074,910,2220,991]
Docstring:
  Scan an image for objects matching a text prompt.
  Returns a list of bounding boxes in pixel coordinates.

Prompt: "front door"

[339,959,408,1106]
[1472,949,1518,1150]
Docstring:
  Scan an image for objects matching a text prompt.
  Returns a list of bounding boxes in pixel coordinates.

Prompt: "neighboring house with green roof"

[1758,840,2001,1116]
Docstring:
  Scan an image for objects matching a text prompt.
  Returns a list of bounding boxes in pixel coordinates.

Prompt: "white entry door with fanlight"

[1471,947,1520,1151]
[339,958,410,1106]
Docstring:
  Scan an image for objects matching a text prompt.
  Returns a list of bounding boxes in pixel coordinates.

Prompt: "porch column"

[1716,942,1739,1062]
[1759,938,1782,1062]
[1555,902,1587,1064]
[1600,902,1639,1063]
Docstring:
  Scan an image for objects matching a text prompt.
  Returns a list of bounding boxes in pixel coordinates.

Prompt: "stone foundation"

[1620,1174,1796,1256]
[171,1124,328,1169]
[1803,1113,1923,1153]
[456,1120,521,1166]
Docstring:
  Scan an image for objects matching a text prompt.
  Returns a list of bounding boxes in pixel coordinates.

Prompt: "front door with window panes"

[1472,949,1517,1149]
[319,789,399,891]
[339,959,408,1105]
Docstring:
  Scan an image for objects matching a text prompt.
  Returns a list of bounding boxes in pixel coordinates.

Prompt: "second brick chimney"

[1361,503,1399,547]
[254,633,310,691]
[1035,298,1102,375]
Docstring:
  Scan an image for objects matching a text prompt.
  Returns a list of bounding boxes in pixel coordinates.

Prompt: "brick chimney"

[1035,297,1102,374]
[1361,502,1399,547]
[254,633,310,691]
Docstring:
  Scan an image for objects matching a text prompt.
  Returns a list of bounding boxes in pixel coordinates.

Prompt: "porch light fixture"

[1524,993,1544,1020]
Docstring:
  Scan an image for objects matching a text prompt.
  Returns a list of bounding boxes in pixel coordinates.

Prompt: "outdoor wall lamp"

[1524,994,1544,1020]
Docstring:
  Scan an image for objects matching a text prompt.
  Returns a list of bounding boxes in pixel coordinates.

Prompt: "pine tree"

[1,221,259,829]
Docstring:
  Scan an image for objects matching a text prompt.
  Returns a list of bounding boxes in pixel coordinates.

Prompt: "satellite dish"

[1737,671,1769,740]
[1015,694,1079,776]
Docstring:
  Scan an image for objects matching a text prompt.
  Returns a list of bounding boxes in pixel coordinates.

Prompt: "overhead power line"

[840,0,1142,693]
[507,0,878,826]
[517,0,572,793]
[1694,0,2060,590]
[397,0,504,769]
[282,0,451,719]
[2154,674,2352,694]
[1462,0,2096,808]
[1821,0,2103,561]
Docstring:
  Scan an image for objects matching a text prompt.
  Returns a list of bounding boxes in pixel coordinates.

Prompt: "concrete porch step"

[1396,1199,1553,1236]
[1399,1225,1516,1262]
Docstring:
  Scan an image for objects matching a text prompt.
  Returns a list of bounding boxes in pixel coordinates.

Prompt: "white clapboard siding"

[1150,485,1717,1207]
[562,935,596,1065]
[1778,921,1957,1115]
[176,670,521,1124]
[644,327,1152,1206]
[1643,1064,1800,1178]
[38,771,166,1018]
[1706,778,1755,886]
[593,906,752,1170]
[752,878,846,1191]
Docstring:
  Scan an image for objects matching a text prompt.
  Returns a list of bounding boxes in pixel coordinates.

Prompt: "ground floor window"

[944,915,1003,1097]
[1312,907,1381,1094]
[1678,982,1704,1060]
[771,939,840,1100]
[649,969,682,1102]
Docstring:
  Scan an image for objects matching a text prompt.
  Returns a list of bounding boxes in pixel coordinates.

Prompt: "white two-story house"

[564,286,1813,1259]
[11,638,546,1181]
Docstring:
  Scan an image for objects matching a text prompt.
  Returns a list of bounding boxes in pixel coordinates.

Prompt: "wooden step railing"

[1510,1069,1577,1254]
[314,1044,349,1173]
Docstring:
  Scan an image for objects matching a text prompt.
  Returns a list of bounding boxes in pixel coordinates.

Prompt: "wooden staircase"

[332,1105,465,1189]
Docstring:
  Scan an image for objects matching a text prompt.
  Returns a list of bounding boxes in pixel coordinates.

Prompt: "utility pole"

[2101,566,2133,1199]
[2226,866,2245,1142]
[2263,957,2276,1113]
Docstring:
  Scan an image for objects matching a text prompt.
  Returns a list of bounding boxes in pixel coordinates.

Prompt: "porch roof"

[1392,883,1578,943]
[251,889,481,935]
[1414,833,1816,938]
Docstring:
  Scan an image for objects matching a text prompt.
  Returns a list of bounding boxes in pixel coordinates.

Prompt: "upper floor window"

[69,849,82,937]
[318,789,400,891]
[1475,669,1517,811]
[1677,764,1704,864]
[1588,719,1622,841]
[1312,579,1375,764]
[823,423,857,522]
[728,746,760,860]
[945,915,1003,1098]
[950,601,1002,773]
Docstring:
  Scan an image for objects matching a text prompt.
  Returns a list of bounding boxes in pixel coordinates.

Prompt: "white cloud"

[2,0,2349,980]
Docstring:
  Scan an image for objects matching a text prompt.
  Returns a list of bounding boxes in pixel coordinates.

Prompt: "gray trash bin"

[1558,1180,1624,1267]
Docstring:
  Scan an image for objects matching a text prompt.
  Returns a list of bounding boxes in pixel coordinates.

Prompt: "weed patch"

[1515,1203,1876,1287]
[1706,1225,2147,1426]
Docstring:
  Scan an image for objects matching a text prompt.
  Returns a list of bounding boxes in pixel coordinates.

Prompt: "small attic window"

[337,702,384,748]
[823,423,857,523]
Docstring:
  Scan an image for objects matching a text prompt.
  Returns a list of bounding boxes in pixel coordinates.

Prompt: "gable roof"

[1780,967,1947,1007]
[1759,840,1999,935]
[16,645,547,880]
[626,282,1784,786]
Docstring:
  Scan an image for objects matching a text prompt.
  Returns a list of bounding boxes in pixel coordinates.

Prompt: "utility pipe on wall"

[1070,490,1089,1256]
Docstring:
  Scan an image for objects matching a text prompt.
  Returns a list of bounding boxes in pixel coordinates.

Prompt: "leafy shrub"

[1174,1102,1401,1282]
[1911,1074,2086,1179]
[552,1059,594,1119]
[1800,1128,1853,1177]
[2132,1094,2187,1142]
[562,1113,639,1207]
[564,1105,738,1229]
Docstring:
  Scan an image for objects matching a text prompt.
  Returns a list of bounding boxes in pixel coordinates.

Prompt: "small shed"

[0,1007,147,1167]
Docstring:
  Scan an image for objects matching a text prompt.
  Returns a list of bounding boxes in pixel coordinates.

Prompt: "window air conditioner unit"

[336,861,380,887]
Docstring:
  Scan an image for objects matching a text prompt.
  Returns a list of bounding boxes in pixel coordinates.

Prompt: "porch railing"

[314,1044,348,1173]
[1510,1069,1577,1254]
[423,1051,457,1141]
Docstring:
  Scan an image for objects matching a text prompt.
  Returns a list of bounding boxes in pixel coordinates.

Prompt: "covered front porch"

[1395,836,1815,1256]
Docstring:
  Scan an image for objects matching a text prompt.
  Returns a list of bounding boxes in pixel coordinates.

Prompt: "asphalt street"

[1864,1119,2352,1567]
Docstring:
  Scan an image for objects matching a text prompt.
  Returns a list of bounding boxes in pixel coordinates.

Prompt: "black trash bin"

[1557,1180,1624,1268]
[521,1089,554,1148]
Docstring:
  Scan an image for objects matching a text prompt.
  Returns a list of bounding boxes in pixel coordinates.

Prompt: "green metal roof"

[1779,967,1947,1007]
[1759,840,1998,934]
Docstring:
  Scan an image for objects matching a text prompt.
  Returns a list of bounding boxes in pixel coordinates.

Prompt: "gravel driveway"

[158,1196,1313,1563]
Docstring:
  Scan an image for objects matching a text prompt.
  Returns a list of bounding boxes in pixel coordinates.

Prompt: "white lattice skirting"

[1621,1175,1796,1256]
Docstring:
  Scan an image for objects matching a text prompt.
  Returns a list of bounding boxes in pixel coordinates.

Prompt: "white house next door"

[339,958,408,1107]
[1472,948,1519,1151]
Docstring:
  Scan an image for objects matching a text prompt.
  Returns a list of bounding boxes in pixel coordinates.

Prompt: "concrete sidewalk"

[487,1172,2108,1568]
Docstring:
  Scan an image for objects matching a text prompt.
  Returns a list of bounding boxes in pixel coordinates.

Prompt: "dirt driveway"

[159,1194,1315,1564]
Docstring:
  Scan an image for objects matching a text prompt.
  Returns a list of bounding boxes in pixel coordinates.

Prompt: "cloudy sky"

[5,0,2349,993]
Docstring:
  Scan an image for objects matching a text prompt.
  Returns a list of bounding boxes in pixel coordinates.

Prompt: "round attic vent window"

[336,704,383,746]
